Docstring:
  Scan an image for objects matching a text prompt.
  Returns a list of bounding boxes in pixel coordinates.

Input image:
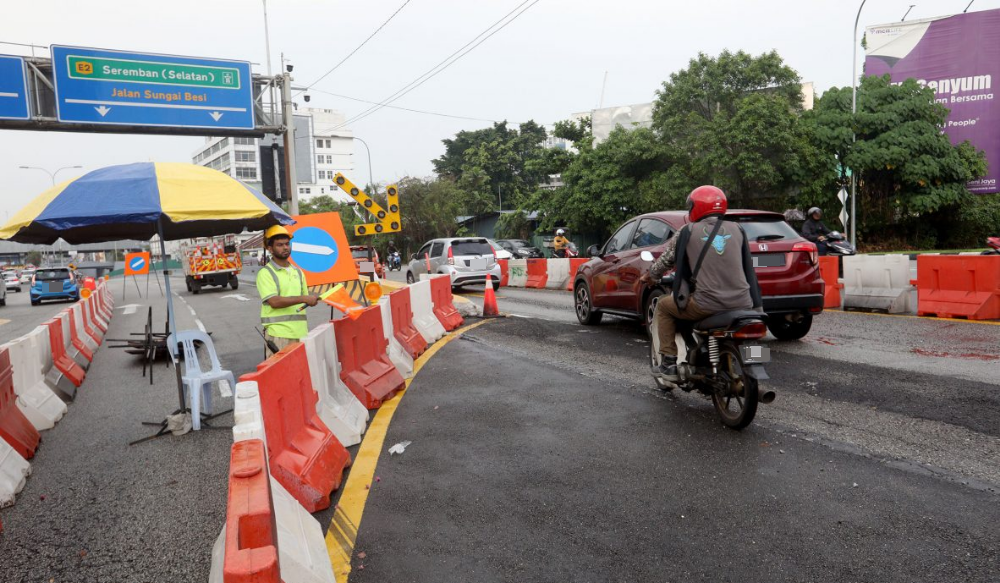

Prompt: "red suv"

[573,210,824,340]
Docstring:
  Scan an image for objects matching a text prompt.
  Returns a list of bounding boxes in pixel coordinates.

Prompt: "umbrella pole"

[158,220,186,412]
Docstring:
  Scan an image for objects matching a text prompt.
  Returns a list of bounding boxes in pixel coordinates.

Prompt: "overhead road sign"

[0,55,30,120]
[286,212,359,287]
[333,173,402,236]
[51,45,254,130]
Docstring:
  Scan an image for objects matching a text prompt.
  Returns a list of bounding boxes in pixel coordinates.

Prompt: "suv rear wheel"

[767,313,812,340]
[575,282,603,325]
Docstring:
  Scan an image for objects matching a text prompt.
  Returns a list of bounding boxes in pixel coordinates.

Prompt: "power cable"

[329,0,541,130]
[295,0,414,96]
[307,87,507,123]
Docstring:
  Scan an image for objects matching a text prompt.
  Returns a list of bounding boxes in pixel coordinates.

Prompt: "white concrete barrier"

[302,324,369,447]
[232,381,267,444]
[545,258,571,290]
[842,255,913,313]
[0,438,31,508]
[508,258,528,287]
[209,477,336,583]
[409,279,446,344]
[379,300,414,378]
[2,329,67,431]
[70,303,99,352]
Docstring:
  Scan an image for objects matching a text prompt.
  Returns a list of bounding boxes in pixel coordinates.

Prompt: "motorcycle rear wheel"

[711,344,758,430]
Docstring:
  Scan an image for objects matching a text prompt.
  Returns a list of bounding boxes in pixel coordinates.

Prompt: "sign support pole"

[281,71,299,215]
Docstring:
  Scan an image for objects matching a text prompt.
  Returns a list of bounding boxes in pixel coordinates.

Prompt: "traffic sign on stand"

[51,45,254,130]
[124,251,150,276]
[286,213,359,287]
[0,55,30,120]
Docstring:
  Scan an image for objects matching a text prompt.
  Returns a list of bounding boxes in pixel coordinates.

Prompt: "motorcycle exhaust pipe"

[760,390,776,404]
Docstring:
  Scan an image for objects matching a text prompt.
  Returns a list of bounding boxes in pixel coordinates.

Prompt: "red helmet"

[686,185,728,222]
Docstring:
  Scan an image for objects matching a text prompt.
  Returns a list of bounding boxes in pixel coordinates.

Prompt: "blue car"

[30,267,80,306]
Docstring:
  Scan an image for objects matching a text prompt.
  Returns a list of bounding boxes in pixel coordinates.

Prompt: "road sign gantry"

[0,55,30,120]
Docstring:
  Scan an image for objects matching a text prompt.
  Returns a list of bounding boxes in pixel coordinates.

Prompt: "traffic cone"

[482,274,500,318]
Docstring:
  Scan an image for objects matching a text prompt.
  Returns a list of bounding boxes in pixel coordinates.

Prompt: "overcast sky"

[2,0,996,220]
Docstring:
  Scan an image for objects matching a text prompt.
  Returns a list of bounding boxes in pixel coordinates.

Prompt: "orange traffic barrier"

[483,274,500,318]
[498,259,509,287]
[429,275,463,331]
[567,259,588,291]
[334,305,406,409]
[0,347,41,459]
[388,287,428,359]
[238,344,350,513]
[80,299,104,343]
[525,259,547,289]
[917,255,1000,320]
[818,256,843,309]
[46,318,84,396]
[86,296,108,334]
[223,439,280,583]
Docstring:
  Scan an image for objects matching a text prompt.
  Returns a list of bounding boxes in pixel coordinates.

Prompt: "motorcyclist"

[801,207,832,255]
[553,229,571,258]
[386,241,399,268]
[639,186,762,381]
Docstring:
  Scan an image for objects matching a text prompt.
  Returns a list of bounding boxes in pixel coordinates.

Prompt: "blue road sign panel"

[51,45,254,130]
[0,55,30,120]
[130,256,147,271]
[290,227,341,274]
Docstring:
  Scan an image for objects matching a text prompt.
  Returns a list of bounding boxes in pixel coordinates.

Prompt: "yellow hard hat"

[264,225,293,242]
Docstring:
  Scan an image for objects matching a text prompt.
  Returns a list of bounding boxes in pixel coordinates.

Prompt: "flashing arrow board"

[333,173,402,236]
[0,55,30,120]
[51,45,254,130]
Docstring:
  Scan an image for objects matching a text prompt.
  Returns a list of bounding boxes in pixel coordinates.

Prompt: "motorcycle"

[640,252,774,430]
[823,231,856,256]
[981,235,1000,255]
[389,251,402,271]
[554,242,579,258]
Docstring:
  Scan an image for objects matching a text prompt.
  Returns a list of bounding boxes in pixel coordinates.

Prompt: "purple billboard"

[866,9,1000,194]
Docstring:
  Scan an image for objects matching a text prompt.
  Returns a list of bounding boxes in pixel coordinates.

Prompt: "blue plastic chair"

[167,330,235,431]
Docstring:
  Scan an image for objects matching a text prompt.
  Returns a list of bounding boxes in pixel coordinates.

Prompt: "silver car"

[406,237,502,291]
[2,271,20,293]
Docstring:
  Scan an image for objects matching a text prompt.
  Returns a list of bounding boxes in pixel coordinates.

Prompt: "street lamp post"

[353,137,375,193]
[850,0,867,248]
[19,164,83,186]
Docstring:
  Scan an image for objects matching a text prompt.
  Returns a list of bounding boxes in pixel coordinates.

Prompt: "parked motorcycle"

[389,251,402,271]
[981,235,1000,255]
[640,252,774,429]
[824,231,856,256]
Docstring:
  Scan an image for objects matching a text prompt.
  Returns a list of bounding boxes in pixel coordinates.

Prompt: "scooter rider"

[553,229,570,258]
[802,207,832,255]
[639,186,762,381]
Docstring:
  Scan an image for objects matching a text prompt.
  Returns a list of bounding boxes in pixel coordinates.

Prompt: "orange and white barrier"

[503,258,587,291]
[409,279,446,344]
[0,439,30,508]
[302,324,370,447]
[507,259,528,287]
[379,299,414,378]
[2,327,67,431]
[545,258,571,290]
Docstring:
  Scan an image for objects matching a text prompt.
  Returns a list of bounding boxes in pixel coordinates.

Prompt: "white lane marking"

[173,293,208,334]
[117,303,141,315]
[221,293,251,302]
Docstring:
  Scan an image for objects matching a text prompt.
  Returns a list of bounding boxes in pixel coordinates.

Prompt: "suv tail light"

[733,322,767,339]
[792,242,818,266]
[447,246,455,266]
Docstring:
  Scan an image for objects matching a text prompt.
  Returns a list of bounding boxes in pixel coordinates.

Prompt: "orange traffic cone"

[482,274,500,318]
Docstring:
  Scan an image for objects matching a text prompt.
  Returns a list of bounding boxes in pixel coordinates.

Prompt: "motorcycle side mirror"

[639,251,654,262]
[587,244,601,258]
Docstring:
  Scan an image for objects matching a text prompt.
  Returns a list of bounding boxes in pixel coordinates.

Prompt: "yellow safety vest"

[256,262,308,340]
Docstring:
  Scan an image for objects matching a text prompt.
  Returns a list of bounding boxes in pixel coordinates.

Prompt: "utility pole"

[281,67,299,215]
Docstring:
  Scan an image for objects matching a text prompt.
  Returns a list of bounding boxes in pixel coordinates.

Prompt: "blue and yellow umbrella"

[0,162,293,244]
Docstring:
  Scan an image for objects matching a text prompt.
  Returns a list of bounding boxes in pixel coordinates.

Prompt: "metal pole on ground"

[281,69,299,215]
[158,218,185,412]
[850,0,867,249]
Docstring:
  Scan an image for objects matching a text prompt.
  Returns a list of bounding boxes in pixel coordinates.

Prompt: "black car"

[496,239,544,259]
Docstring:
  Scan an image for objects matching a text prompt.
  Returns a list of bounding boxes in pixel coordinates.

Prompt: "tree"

[298,195,340,215]
[651,50,813,208]
[25,251,42,266]
[805,75,987,246]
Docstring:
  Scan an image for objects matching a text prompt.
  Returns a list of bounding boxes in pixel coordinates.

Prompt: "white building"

[191,107,355,203]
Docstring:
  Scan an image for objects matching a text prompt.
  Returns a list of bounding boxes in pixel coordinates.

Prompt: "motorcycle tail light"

[793,242,818,265]
[447,246,455,266]
[733,322,767,339]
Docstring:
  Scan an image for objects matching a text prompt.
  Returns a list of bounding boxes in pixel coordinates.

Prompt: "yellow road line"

[326,319,494,582]
[828,308,1000,326]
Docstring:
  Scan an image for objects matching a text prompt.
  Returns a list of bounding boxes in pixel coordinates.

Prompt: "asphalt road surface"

[1,272,997,582]
[0,284,81,345]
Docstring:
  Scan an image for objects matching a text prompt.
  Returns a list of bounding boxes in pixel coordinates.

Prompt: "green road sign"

[66,55,241,90]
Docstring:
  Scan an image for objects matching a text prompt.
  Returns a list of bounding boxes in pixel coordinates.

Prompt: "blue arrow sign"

[0,55,30,120]
[129,256,147,271]
[51,45,254,130]
[290,227,341,274]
